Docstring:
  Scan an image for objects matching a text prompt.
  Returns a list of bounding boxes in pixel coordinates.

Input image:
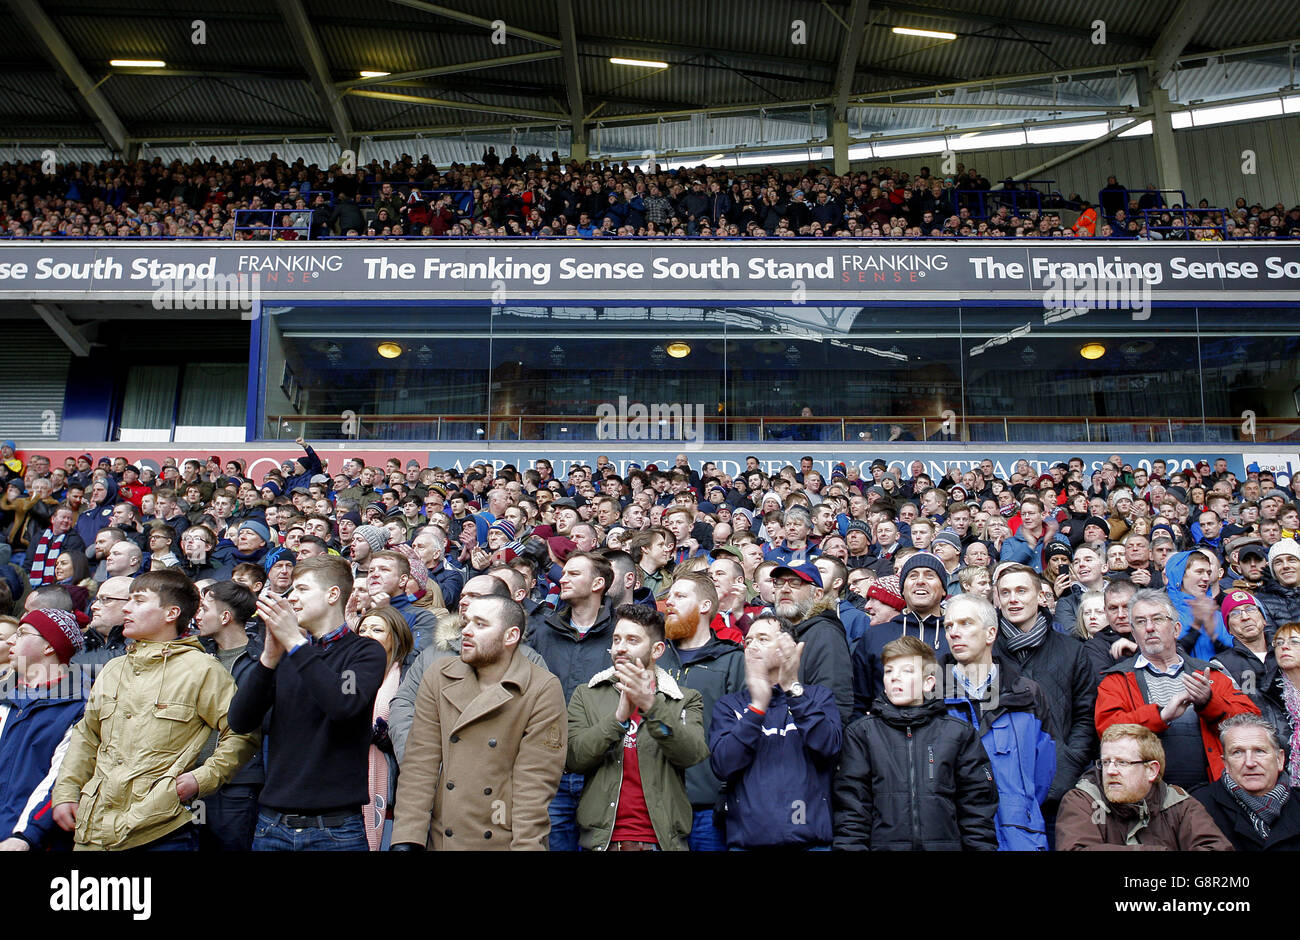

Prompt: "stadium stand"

[3,155,1297,240]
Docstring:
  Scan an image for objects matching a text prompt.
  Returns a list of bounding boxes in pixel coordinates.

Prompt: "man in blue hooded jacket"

[1164,549,1229,661]
[75,476,119,550]
[0,609,89,850]
[941,594,1056,850]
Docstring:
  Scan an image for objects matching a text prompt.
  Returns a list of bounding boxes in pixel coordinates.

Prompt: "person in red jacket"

[115,463,152,511]
[1095,588,1259,789]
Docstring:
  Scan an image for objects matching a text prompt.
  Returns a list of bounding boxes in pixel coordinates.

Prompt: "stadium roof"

[3,0,1299,160]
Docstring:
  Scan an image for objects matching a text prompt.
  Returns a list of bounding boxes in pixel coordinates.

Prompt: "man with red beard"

[1056,724,1231,850]
[661,572,745,851]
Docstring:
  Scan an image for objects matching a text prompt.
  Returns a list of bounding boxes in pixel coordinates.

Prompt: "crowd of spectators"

[1,438,1299,852]
[3,147,1298,240]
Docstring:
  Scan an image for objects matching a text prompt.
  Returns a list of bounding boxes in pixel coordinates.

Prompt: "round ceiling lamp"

[666,342,691,358]
[377,342,403,359]
[1080,343,1106,360]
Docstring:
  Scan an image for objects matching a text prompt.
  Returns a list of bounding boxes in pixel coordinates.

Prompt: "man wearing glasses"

[1056,723,1232,850]
[1191,713,1300,851]
[1095,589,1260,790]
[71,576,134,674]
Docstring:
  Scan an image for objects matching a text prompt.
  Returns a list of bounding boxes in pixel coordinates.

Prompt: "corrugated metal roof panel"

[318,21,491,75]
[304,0,444,25]
[0,71,85,120]
[1,144,112,162]
[347,97,544,132]
[0,0,1293,153]
[1193,0,1300,47]
[102,75,326,129]
[576,0,842,61]
[53,10,294,72]
[1162,56,1296,103]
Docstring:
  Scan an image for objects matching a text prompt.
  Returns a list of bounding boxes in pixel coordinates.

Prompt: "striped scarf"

[29,529,65,587]
[1283,675,1300,781]
[1221,770,1291,840]
[1001,611,1050,657]
[365,661,402,852]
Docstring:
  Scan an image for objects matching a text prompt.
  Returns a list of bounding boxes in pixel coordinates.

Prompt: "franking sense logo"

[838,252,949,284]
[236,252,344,285]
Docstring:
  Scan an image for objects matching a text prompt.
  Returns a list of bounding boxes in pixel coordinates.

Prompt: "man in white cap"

[1256,538,1300,627]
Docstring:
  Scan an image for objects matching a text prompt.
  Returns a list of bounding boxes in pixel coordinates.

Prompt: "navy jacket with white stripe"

[0,676,87,846]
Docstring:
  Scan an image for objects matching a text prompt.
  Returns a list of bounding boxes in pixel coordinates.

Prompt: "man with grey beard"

[769,563,853,725]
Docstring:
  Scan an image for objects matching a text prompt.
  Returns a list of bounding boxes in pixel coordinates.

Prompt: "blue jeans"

[251,809,368,852]
[547,772,586,852]
[130,824,198,852]
[199,784,261,852]
[688,809,726,852]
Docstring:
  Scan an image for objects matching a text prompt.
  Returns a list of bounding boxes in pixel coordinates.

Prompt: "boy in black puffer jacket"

[833,636,998,850]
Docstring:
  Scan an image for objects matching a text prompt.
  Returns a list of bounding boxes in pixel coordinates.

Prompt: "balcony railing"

[264,413,1300,444]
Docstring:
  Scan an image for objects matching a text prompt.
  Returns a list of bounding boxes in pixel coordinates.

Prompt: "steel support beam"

[593,96,1135,126]
[1134,67,1186,200]
[556,0,587,160]
[831,0,871,174]
[275,0,353,152]
[1004,118,1148,183]
[1149,87,1183,196]
[1149,0,1217,83]
[33,303,94,357]
[6,0,129,153]
[383,0,561,47]
[346,88,566,121]
[336,51,563,90]
[832,1,872,117]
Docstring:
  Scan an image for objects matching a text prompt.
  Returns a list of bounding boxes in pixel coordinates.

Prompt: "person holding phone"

[1051,543,1109,634]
